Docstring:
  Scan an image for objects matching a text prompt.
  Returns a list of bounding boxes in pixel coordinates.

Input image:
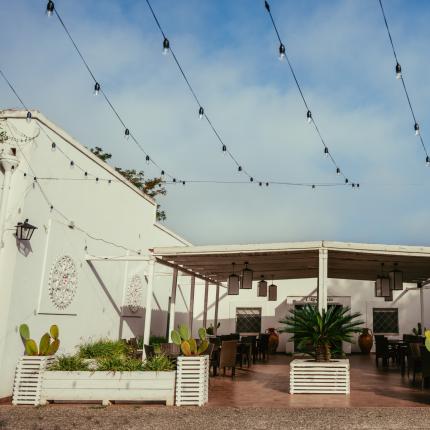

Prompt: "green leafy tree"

[90,147,167,221]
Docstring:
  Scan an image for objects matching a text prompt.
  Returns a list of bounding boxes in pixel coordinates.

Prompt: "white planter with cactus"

[12,324,60,405]
[171,325,210,406]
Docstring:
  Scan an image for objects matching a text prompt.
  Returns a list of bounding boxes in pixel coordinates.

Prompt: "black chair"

[241,336,258,364]
[258,334,269,361]
[420,346,430,389]
[374,335,395,367]
[407,342,422,382]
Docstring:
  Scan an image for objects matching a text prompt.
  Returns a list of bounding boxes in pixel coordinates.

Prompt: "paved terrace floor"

[208,353,430,407]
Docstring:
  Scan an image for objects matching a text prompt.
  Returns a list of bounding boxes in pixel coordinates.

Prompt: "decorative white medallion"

[48,256,78,310]
[126,275,143,313]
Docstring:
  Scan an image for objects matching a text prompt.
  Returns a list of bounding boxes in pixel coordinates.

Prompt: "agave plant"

[279,305,363,361]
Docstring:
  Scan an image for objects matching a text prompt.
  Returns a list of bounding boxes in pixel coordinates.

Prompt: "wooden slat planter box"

[176,356,209,406]
[13,356,56,406]
[40,371,176,405]
[290,359,350,394]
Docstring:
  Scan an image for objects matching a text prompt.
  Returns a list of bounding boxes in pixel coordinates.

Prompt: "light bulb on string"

[238,166,242,172]
[426,156,430,167]
[46,0,54,17]
[26,111,32,123]
[173,178,176,183]
[222,144,227,153]
[306,110,312,124]
[93,82,100,96]
[324,147,329,157]
[414,122,420,136]
[250,177,254,182]
[259,182,262,187]
[336,167,340,176]
[278,43,286,61]
[162,38,170,55]
[395,62,402,80]
[266,182,269,187]
[145,155,150,164]
[51,142,56,150]
[161,170,165,177]
[198,107,204,119]
[345,178,349,184]
[312,184,315,189]
[124,128,130,139]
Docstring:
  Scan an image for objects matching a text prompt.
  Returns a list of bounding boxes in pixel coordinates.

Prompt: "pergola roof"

[152,241,430,284]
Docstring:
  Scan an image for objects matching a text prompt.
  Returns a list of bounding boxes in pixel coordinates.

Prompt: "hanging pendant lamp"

[257,275,267,297]
[268,275,277,301]
[241,262,253,289]
[228,263,240,295]
[375,263,390,298]
[389,263,403,291]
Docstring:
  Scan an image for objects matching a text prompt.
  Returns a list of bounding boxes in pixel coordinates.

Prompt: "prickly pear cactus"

[18,323,60,356]
[170,325,209,356]
[425,330,430,352]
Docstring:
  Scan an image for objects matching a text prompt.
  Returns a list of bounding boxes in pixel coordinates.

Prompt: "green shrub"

[96,356,144,372]
[78,339,131,359]
[142,353,175,371]
[49,355,90,371]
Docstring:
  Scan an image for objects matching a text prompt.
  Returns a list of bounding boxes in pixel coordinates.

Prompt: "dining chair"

[258,334,269,361]
[420,346,430,389]
[219,340,238,377]
[408,342,422,382]
[374,335,395,367]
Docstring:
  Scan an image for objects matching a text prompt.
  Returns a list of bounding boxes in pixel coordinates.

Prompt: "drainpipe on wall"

[0,141,20,248]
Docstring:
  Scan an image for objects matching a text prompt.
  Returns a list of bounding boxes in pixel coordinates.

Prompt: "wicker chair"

[219,340,238,377]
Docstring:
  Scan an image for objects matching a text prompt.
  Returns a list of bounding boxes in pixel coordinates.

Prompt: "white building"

[1,109,430,400]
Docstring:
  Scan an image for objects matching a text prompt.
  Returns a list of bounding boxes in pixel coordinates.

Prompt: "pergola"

[87,240,430,357]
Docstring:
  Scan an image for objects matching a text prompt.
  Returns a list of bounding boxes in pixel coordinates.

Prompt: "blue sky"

[1,0,430,245]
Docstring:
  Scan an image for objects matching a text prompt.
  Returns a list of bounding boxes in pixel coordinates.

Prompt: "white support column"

[142,257,155,360]
[189,276,195,334]
[203,280,209,328]
[317,248,328,313]
[168,268,178,342]
[214,284,220,335]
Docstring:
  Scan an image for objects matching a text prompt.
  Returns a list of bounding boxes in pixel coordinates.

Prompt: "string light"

[46,0,54,17]
[51,142,56,149]
[26,112,32,123]
[238,166,242,172]
[264,1,353,183]
[124,128,130,138]
[378,0,430,165]
[324,147,329,157]
[336,167,341,176]
[426,156,430,167]
[70,160,74,167]
[162,38,170,55]
[345,178,349,184]
[279,43,286,61]
[145,155,150,164]
[222,144,227,153]
[93,82,100,96]
[44,5,176,181]
[395,62,402,79]
[198,106,204,119]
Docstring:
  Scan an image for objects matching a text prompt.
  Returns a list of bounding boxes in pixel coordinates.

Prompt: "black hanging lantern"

[375,263,390,298]
[389,263,403,291]
[227,263,240,295]
[268,276,277,301]
[15,219,37,241]
[257,275,267,297]
[241,262,253,289]
[384,288,393,302]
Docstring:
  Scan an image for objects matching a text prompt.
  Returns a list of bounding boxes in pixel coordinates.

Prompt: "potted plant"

[279,305,363,361]
[13,324,60,405]
[171,325,209,406]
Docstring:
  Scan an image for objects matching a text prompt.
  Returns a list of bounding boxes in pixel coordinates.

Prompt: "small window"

[373,308,399,334]
[236,308,261,334]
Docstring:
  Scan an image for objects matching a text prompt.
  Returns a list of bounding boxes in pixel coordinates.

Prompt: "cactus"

[171,324,208,356]
[425,330,430,352]
[19,323,60,356]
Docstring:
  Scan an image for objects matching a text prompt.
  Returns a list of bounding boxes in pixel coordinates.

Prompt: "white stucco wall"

[0,111,189,398]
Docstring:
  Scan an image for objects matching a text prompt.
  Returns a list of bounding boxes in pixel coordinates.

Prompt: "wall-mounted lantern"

[241,262,253,289]
[15,219,37,241]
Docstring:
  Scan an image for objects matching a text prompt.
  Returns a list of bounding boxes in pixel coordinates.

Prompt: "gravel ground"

[1,406,430,430]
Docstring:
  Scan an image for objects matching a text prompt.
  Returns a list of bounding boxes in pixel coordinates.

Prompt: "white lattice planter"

[40,371,176,405]
[290,359,350,394]
[13,356,56,405]
[176,355,209,406]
